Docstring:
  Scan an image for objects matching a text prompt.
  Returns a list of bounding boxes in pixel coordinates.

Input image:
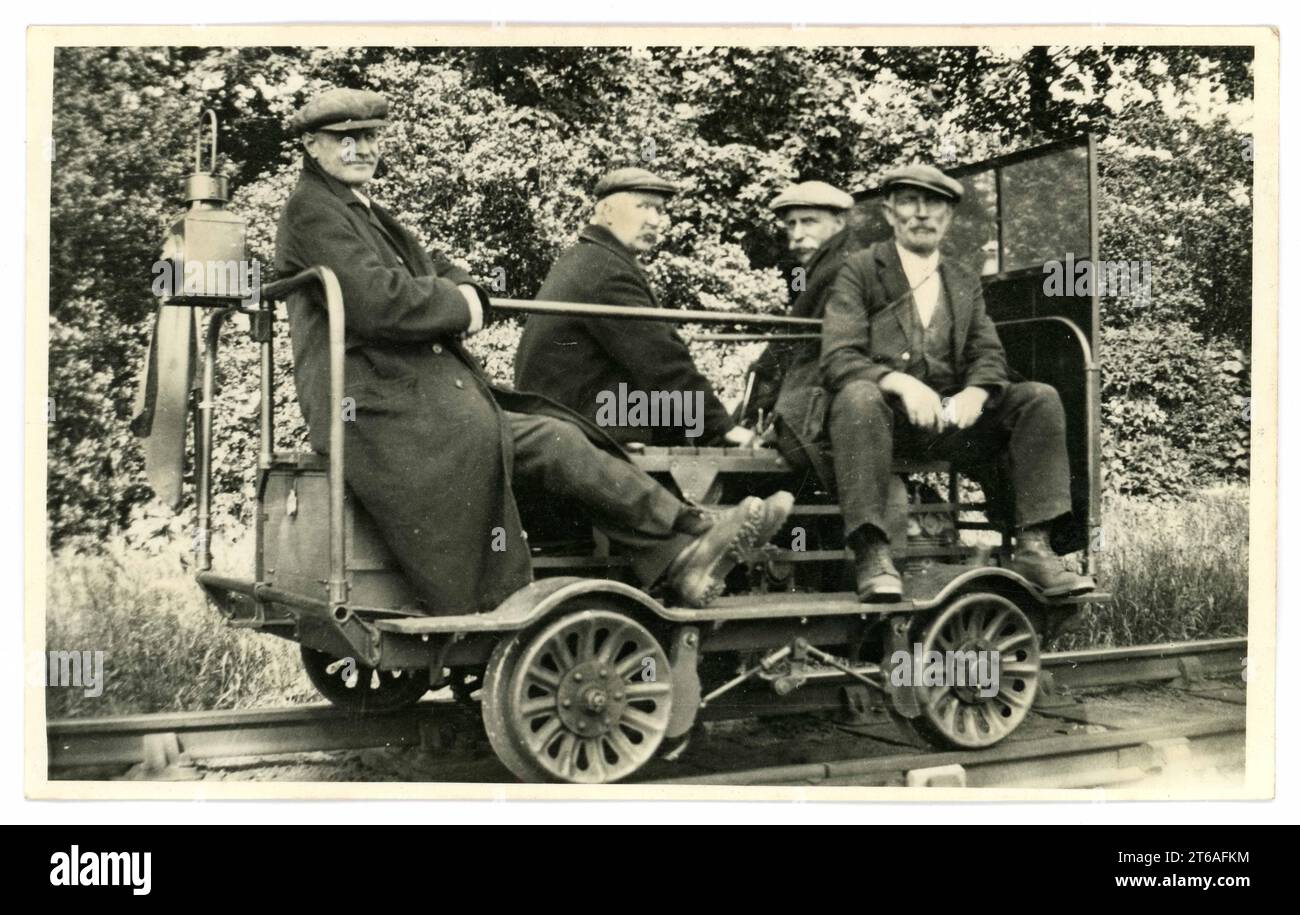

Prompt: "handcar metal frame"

[190,136,1110,781]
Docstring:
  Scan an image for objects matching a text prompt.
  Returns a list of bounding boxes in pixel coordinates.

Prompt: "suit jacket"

[275,155,620,615]
[736,228,863,485]
[820,240,1009,398]
[749,228,866,428]
[514,224,733,446]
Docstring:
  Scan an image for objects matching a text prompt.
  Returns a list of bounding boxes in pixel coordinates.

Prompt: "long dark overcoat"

[513,225,734,446]
[276,155,618,615]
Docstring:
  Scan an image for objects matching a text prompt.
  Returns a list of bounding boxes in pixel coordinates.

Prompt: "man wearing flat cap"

[820,162,1094,601]
[739,179,861,484]
[275,89,791,614]
[514,167,754,447]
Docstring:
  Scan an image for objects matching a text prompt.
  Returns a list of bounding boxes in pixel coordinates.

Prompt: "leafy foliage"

[1101,323,1249,497]
[46,45,1255,550]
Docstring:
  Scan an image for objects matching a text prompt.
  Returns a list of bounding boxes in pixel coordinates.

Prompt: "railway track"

[650,713,1245,787]
[46,637,1248,785]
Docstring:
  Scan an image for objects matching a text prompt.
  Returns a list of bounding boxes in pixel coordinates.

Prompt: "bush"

[1100,322,1250,498]
[46,46,1255,550]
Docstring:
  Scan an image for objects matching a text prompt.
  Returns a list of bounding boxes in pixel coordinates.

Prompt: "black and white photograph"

[26,24,1276,797]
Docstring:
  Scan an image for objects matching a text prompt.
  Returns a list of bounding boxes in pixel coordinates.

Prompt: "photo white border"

[13,9,1286,822]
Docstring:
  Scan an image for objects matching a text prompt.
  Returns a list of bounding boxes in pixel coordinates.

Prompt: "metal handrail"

[195,267,349,609]
[489,300,1095,365]
[194,285,1100,606]
[491,299,1100,572]
[259,268,348,606]
[994,314,1102,574]
[490,297,821,327]
[995,315,1096,369]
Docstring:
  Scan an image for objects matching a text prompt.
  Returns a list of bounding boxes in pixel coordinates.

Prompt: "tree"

[45,44,1256,549]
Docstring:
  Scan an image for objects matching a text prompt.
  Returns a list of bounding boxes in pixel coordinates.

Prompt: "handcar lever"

[698,645,792,709]
[697,639,886,710]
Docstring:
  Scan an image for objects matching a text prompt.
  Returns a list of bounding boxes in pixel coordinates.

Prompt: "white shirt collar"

[351,188,371,208]
[895,242,943,327]
[895,242,939,281]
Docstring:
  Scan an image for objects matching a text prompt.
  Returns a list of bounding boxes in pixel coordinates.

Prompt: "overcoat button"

[902,351,911,361]
[432,344,443,354]
[455,379,464,389]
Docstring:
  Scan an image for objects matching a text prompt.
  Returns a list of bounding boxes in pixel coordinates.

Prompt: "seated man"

[275,89,792,613]
[514,168,755,447]
[740,180,860,485]
[820,163,1095,601]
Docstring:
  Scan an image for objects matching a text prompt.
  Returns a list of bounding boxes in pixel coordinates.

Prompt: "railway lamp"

[138,110,255,513]
[153,109,254,307]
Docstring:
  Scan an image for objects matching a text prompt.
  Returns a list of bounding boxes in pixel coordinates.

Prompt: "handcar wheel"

[905,593,1040,750]
[483,610,673,784]
[300,645,430,713]
[481,632,554,783]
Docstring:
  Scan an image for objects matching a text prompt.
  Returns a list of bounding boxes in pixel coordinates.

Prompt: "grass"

[44,538,314,719]
[43,488,1249,717]
[1054,486,1249,649]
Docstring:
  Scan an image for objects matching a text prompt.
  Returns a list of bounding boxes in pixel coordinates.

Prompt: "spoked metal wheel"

[300,645,430,713]
[907,593,1040,750]
[481,610,673,783]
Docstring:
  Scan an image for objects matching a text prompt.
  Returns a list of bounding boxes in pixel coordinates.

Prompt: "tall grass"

[43,488,1249,716]
[44,540,313,719]
[1054,486,1249,649]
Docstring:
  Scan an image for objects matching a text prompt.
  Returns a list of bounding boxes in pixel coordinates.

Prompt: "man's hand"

[879,372,944,432]
[723,425,759,447]
[944,386,989,430]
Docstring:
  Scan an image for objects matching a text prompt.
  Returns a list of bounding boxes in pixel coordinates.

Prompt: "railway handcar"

[153,125,1109,783]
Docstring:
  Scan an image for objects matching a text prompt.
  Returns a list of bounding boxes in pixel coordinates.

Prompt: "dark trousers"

[507,412,690,585]
[827,379,1072,543]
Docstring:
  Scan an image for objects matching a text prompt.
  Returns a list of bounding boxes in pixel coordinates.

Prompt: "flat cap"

[593,167,678,200]
[769,180,854,214]
[881,163,964,202]
[288,88,390,135]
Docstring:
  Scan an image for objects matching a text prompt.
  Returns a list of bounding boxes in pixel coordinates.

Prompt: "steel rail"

[47,703,460,772]
[46,637,1246,774]
[649,712,1245,788]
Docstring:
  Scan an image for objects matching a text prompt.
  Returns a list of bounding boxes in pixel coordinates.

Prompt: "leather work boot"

[752,491,795,547]
[671,503,717,537]
[1008,528,1096,597]
[853,535,903,603]
[665,492,793,608]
